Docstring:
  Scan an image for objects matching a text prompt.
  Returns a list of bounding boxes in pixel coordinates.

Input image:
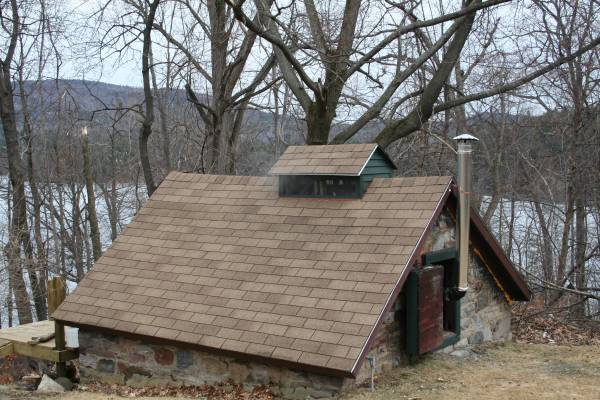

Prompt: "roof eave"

[270,172,361,177]
[350,177,453,376]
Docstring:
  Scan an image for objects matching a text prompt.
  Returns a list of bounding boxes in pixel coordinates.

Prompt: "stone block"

[154,348,174,366]
[229,362,250,382]
[493,317,511,340]
[117,362,152,380]
[79,354,98,369]
[468,331,484,345]
[248,365,271,385]
[97,359,115,374]
[201,356,228,376]
[81,367,125,385]
[482,327,493,342]
[128,352,146,364]
[176,350,194,369]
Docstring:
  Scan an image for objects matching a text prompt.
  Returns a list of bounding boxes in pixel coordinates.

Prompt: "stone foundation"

[78,330,350,398]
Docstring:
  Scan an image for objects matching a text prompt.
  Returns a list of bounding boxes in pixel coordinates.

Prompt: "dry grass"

[339,342,600,400]
[1,342,599,399]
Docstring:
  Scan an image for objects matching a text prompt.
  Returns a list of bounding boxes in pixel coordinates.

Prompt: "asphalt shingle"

[54,171,452,375]
[269,143,382,176]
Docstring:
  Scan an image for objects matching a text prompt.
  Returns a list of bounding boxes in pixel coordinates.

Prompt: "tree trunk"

[17,75,47,320]
[6,288,13,327]
[557,187,575,285]
[150,58,171,172]
[306,98,334,145]
[139,0,161,196]
[573,199,587,316]
[72,186,85,282]
[82,128,102,262]
[4,242,32,325]
[0,33,34,324]
[533,200,555,292]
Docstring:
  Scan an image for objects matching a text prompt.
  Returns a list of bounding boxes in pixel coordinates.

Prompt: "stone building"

[53,144,530,398]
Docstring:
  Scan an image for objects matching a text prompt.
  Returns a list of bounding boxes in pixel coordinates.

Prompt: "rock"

[55,377,74,391]
[128,352,146,364]
[229,362,249,382]
[21,374,41,391]
[117,362,152,380]
[154,348,174,366]
[468,331,484,345]
[97,359,115,373]
[176,350,194,369]
[36,374,65,393]
[449,349,471,358]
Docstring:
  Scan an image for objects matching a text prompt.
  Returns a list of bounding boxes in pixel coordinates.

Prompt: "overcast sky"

[61,0,144,87]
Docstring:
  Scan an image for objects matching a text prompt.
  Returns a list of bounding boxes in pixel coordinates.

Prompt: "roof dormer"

[269,143,397,198]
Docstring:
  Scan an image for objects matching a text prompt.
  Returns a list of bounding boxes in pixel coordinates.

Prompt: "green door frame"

[424,248,461,350]
[405,248,461,355]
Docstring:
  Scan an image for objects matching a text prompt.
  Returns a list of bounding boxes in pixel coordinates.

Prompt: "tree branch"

[433,35,600,114]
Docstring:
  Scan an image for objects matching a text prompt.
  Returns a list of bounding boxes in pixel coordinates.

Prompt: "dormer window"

[279,175,361,198]
[269,143,397,198]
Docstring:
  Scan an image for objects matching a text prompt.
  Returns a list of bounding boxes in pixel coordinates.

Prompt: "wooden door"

[417,265,444,354]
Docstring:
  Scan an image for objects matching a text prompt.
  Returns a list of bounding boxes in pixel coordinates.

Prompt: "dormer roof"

[269,143,397,176]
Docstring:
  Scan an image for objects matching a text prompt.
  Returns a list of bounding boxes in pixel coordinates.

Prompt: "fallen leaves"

[512,316,600,345]
[75,380,277,399]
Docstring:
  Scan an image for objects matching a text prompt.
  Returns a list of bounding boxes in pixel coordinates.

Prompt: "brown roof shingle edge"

[349,178,453,376]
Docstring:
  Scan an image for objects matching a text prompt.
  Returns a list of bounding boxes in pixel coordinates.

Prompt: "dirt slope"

[339,342,600,400]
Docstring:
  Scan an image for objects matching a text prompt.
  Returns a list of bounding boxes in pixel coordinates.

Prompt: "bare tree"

[1,0,35,323]
[150,0,276,173]
[227,0,600,148]
[81,127,102,262]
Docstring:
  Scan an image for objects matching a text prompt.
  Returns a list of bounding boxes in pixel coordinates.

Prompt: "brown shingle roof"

[53,172,452,376]
[269,143,391,175]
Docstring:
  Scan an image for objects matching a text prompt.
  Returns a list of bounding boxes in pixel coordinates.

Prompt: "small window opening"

[280,175,360,198]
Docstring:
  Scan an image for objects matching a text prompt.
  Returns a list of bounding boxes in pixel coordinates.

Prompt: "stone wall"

[422,207,512,352]
[78,330,350,399]
[455,255,512,348]
[353,287,407,384]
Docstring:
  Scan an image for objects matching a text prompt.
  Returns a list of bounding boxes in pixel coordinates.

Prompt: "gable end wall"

[354,208,511,383]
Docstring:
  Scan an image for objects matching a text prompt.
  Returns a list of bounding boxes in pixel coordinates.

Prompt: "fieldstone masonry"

[422,208,512,350]
[79,330,349,398]
[78,207,512,398]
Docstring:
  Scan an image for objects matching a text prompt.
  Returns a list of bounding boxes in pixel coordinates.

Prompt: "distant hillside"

[1,79,537,155]
[1,79,387,148]
[5,79,304,139]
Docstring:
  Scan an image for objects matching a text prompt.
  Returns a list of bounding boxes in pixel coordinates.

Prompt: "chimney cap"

[453,133,479,142]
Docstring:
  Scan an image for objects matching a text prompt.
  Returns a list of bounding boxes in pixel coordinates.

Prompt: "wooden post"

[47,277,65,316]
[47,277,66,377]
